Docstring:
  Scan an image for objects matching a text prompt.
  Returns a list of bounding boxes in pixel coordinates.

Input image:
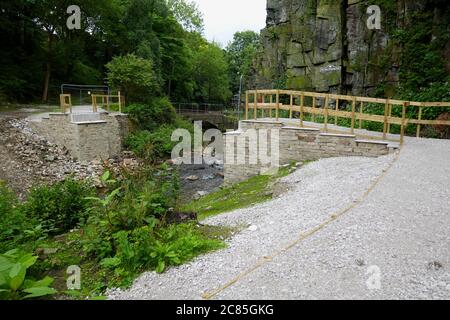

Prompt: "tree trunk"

[42,32,54,104]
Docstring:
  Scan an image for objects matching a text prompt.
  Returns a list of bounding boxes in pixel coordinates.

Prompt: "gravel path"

[108,137,450,300]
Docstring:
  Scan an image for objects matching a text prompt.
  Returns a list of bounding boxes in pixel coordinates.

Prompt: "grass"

[182,164,297,220]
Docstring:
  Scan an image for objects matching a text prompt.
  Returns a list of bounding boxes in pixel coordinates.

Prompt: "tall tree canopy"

[0,0,236,104]
[226,31,260,94]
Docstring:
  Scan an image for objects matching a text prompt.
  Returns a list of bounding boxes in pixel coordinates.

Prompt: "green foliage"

[192,42,232,103]
[183,165,295,220]
[82,165,180,259]
[167,0,204,33]
[0,249,56,300]
[22,179,94,235]
[106,54,157,103]
[102,223,224,275]
[226,31,260,93]
[126,98,177,131]
[125,97,193,161]
[0,182,38,252]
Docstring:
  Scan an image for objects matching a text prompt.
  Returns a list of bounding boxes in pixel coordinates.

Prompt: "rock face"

[251,0,450,96]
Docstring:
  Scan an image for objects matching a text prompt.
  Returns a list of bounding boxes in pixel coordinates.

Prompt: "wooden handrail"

[245,89,450,144]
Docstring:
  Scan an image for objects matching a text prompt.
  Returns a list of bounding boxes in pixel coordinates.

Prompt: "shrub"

[126,97,177,132]
[22,179,94,235]
[106,54,158,103]
[0,182,37,252]
[0,249,57,300]
[83,165,180,258]
[103,223,224,275]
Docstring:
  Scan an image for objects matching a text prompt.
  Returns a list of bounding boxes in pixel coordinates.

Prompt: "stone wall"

[29,113,130,162]
[224,120,390,185]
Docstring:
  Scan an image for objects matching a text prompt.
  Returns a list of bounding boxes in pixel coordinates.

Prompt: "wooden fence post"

[269,95,273,119]
[400,102,409,145]
[387,104,393,134]
[312,97,316,122]
[417,106,423,138]
[335,98,339,126]
[324,95,329,132]
[351,97,356,134]
[254,90,258,120]
[300,93,305,127]
[359,101,364,129]
[276,90,280,121]
[383,100,389,140]
[245,91,249,120]
[289,94,293,119]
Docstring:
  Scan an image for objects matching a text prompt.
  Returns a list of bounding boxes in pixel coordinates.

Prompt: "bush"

[126,97,177,132]
[22,179,94,235]
[83,165,180,259]
[0,249,56,300]
[103,223,224,275]
[0,182,37,252]
[106,54,158,103]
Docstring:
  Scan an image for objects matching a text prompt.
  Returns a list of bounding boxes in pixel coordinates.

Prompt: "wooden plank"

[276,90,280,121]
[359,101,364,129]
[334,98,339,125]
[248,89,450,108]
[289,94,293,119]
[312,96,316,122]
[387,104,392,134]
[351,97,356,134]
[300,94,305,127]
[400,102,408,145]
[254,90,258,120]
[245,91,249,120]
[417,106,423,138]
[383,100,389,140]
[269,95,273,119]
[324,96,329,132]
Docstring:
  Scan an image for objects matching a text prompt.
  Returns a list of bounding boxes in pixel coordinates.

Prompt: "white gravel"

[108,137,450,300]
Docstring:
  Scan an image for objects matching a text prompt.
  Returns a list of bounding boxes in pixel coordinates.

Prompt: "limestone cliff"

[251,0,450,96]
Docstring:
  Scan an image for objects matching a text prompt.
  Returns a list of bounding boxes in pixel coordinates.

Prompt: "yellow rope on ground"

[202,147,403,300]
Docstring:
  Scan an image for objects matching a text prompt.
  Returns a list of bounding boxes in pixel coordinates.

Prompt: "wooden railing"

[59,94,72,113]
[245,90,450,144]
[91,92,125,113]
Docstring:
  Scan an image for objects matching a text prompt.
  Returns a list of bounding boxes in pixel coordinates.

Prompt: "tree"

[226,31,260,93]
[106,54,157,103]
[192,42,231,103]
[167,0,204,33]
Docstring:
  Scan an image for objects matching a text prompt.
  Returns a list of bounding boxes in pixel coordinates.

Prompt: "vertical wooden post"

[118,91,122,113]
[400,102,409,145]
[254,90,257,120]
[334,98,339,126]
[275,90,280,121]
[312,97,316,122]
[262,94,266,118]
[359,101,364,129]
[383,100,389,140]
[245,91,249,120]
[416,106,423,138]
[289,94,293,119]
[351,97,356,134]
[387,104,393,134]
[92,95,97,113]
[324,95,329,132]
[269,95,273,119]
[69,95,72,114]
[300,94,305,127]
